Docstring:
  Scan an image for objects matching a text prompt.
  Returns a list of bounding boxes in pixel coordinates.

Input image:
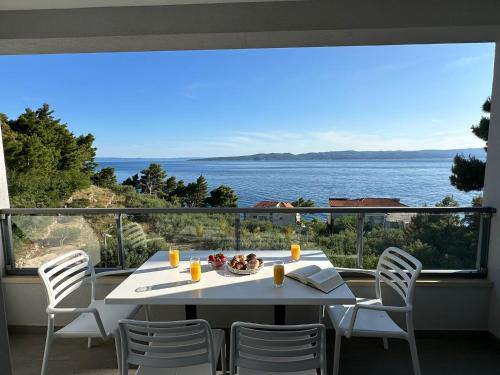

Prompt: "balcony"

[9,329,500,375]
[1,206,498,374]
[3,1,500,374]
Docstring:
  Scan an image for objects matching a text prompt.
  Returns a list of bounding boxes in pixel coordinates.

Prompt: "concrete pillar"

[0,124,12,374]
[485,43,500,338]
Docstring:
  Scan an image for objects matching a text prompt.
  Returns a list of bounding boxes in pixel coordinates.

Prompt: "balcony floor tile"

[9,331,500,374]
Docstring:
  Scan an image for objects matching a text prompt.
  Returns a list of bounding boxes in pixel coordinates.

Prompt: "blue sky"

[0,43,495,157]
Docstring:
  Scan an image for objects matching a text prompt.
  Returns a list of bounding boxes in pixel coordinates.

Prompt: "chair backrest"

[230,322,326,375]
[122,221,148,251]
[375,247,422,306]
[118,319,217,375]
[38,250,94,308]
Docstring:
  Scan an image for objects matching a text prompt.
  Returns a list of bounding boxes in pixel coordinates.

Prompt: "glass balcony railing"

[0,206,495,275]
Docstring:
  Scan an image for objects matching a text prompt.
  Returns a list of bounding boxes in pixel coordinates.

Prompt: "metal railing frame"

[0,206,495,276]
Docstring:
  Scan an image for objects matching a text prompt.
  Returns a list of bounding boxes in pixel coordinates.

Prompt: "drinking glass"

[291,243,301,261]
[169,247,180,268]
[273,261,285,288]
[190,257,202,282]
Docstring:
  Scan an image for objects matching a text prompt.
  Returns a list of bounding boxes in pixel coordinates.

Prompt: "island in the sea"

[191,148,485,161]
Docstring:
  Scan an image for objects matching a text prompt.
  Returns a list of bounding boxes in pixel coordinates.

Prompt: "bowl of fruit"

[227,253,264,275]
[208,253,227,269]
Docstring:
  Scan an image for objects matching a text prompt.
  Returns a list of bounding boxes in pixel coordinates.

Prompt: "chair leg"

[41,318,54,375]
[333,332,342,375]
[318,305,325,323]
[408,334,421,375]
[87,337,92,348]
[114,335,123,375]
[382,337,389,350]
[144,304,151,321]
[221,340,227,375]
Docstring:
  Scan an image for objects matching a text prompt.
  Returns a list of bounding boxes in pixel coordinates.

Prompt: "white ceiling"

[0,0,293,10]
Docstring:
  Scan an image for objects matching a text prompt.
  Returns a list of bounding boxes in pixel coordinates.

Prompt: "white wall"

[485,44,500,337]
[3,277,492,331]
[0,125,12,374]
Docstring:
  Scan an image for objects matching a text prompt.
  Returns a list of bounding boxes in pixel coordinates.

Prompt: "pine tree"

[139,163,166,195]
[205,185,238,207]
[161,176,177,199]
[184,175,209,207]
[123,173,140,190]
[92,167,117,188]
[172,180,187,203]
[450,98,490,192]
[1,104,96,207]
[291,197,315,207]
[194,175,209,206]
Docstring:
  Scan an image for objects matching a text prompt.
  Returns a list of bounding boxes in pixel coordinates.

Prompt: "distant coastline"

[188,148,486,162]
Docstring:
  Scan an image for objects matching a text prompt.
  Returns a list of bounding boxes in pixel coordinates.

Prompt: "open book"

[286,265,345,293]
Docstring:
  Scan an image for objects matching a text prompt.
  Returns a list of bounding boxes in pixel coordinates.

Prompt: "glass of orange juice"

[291,243,301,261]
[190,257,202,282]
[169,247,180,268]
[273,261,285,288]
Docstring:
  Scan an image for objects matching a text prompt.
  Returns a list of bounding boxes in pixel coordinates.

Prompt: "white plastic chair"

[326,247,422,375]
[230,322,326,375]
[38,250,141,375]
[118,319,226,375]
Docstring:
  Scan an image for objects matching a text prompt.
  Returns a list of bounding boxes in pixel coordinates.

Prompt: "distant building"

[328,197,415,229]
[245,201,300,226]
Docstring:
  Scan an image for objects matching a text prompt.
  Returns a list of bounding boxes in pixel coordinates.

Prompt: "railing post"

[356,213,365,268]
[476,212,492,273]
[115,213,126,269]
[235,213,241,251]
[1,214,14,270]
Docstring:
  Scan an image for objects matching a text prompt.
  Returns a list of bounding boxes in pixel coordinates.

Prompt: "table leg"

[185,305,197,320]
[274,305,286,325]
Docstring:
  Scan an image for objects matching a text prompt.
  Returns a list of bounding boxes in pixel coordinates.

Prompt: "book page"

[307,268,345,293]
[286,265,322,283]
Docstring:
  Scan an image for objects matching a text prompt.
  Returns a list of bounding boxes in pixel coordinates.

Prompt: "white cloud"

[445,52,494,69]
[181,82,211,99]
[97,125,485,158]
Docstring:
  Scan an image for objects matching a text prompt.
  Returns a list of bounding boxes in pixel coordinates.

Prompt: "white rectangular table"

[105,250,356,323]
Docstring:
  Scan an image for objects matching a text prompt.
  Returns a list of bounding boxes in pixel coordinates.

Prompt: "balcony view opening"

[1,29,499,375]
[0,43,494,273]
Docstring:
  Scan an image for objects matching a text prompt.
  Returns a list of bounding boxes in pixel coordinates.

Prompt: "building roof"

[254,201,294,208]
[328,197,407,208]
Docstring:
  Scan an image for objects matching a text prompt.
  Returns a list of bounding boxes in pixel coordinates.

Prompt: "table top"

[105,250,356,306]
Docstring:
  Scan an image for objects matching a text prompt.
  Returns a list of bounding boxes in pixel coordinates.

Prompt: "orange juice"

[291,244,301,261]
[273,262,285,287]
[190,258,201,282]
[169,248,179,268]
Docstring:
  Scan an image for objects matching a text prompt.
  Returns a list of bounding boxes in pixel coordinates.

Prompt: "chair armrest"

[345,302,411,339]
[336,268,377,277]
[47,306,108,338]
[94,269,136,278]
[47,306,98,314]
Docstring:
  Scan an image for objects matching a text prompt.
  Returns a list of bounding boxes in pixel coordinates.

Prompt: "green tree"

[1,104,96,207]
[184,175,209,207]
[161,176,177,199]
[123,173,140,190]
[139,163,166,195]
[92,167,117,188]
[403,196,476,268]
[436,195,459,207]
[172,180,187,201]
[450,98,489,192]
[291,197,315,207]
[205,185,238,207]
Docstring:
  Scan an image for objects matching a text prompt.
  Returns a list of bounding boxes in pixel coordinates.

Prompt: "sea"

[96,158,482,208]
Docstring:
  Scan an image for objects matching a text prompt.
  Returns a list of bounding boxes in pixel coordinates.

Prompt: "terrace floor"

[9,330,500,375]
